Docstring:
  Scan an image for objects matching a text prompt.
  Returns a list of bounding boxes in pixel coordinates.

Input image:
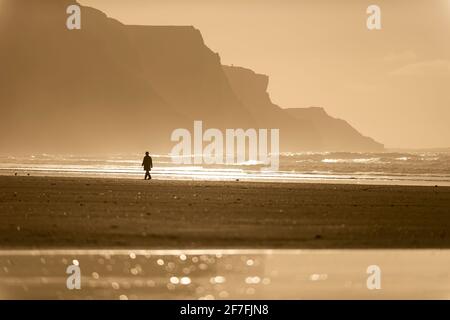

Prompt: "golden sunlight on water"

[2,152,450,186]
[0,249,448,299]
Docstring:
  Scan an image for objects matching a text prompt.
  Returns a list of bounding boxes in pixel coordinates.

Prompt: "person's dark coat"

[142,155,153,171]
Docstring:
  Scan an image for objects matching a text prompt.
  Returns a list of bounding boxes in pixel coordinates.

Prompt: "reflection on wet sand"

[0,250,448,299]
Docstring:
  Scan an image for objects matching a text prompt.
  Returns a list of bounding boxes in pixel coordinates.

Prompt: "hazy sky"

[79,0,449,148]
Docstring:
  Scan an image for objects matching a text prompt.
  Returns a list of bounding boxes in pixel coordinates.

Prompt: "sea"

[0,151,449,186]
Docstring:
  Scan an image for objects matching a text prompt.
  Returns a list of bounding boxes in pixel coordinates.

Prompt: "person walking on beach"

[142,152,153,180]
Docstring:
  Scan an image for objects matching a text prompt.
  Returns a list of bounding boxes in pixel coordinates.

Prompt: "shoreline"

[1,169,449,187]
[0,175,449,249]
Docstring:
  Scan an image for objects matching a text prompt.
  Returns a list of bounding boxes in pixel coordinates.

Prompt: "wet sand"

[1,249,449,299]
[0,176,449,249]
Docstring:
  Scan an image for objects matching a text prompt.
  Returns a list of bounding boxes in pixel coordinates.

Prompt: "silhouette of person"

[142,152,153,180]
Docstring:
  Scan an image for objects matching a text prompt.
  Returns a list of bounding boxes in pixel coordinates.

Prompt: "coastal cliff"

[0,0,383,154]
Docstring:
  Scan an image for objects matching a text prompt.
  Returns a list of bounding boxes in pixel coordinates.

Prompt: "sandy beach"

[0,175,449,249]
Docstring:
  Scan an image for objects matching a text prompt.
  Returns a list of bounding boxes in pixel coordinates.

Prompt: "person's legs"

[145,170,151,180]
